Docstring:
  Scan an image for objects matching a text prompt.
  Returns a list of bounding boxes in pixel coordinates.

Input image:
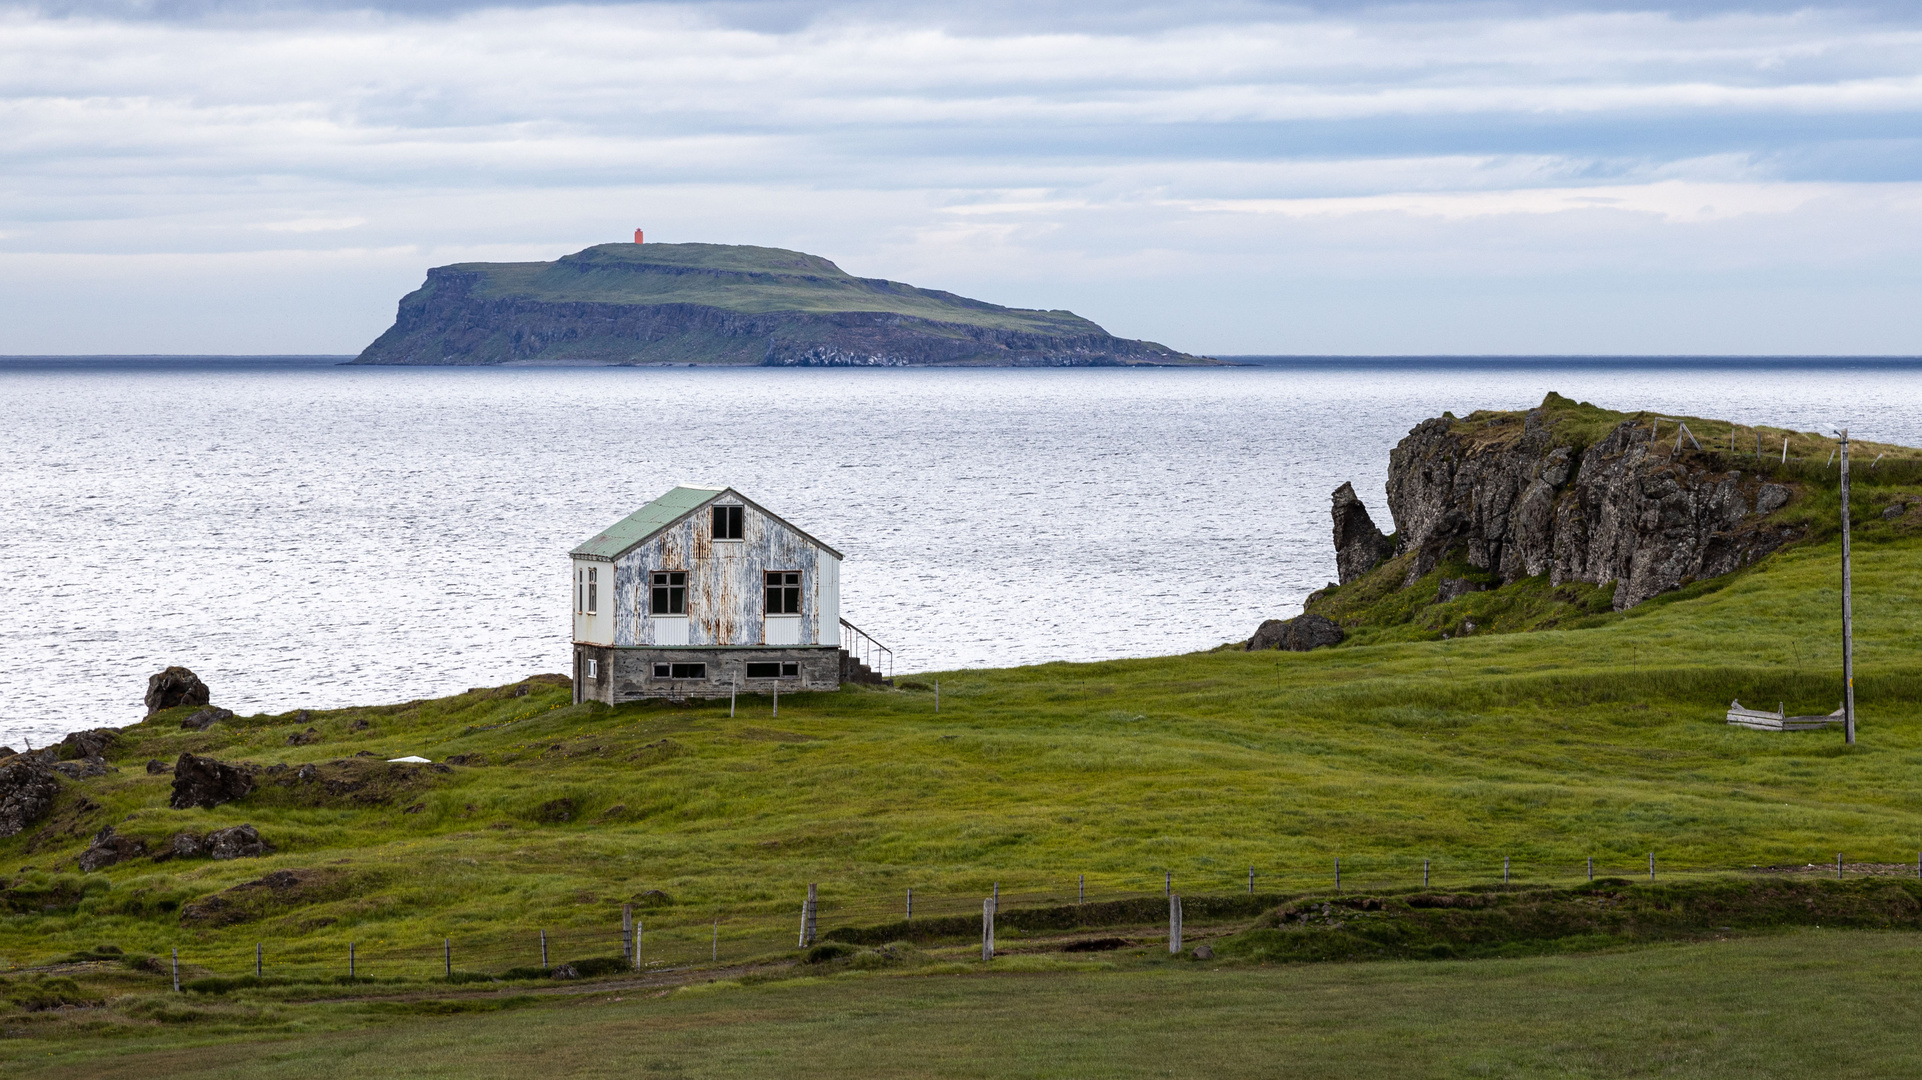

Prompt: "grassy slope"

[453,244,1109,336]
[6,527,1922,975]
[10,931,1922,1078]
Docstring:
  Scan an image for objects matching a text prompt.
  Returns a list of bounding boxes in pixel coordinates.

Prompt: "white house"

[570,485,885,703]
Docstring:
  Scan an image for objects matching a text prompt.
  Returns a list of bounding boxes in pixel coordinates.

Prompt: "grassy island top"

[444,243,1108,335]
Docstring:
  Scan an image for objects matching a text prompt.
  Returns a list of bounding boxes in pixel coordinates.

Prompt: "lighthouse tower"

[634,228,644,244]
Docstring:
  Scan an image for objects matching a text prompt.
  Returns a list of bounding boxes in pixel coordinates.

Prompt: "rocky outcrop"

[1332,482,1395,585]
[51,757,113,780]
[0,756,60,838]
[1247,613,1346,652]
[163,824,271,862]
[170,754,256,810]
[1347,398,1803,610]
[145,667,210,716]
[56,728,119,760]
[180,707,234,731]
[78,826,147,871]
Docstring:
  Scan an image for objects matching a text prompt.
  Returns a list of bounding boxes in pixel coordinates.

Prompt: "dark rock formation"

[78,826,147,871]
[1345,398,1803,610]
[1247,613,1346,652]
[147,759,173,775]
[56,728,118,760]
[145,667,210,716]
[287,727,319,745]
[206,824,271,860]
[180,868,343,926]
[353,244,1212,368]
[1332,482,1395,584]
[170,754,256,810]
[1436,577,1485,603]
[0,756,60,838]
[1337,478,1399,580]
[180,707,235,731]
[51,757,112,780]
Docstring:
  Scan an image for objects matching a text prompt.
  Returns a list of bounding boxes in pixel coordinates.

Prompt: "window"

[576,569,583,613]
[587,567,598,615]
[712,504,743,541]
[653,662,707,679]
[585,658,598,680]
[765,571,801,615]
[745,661,799,678]
[651,571,686,615]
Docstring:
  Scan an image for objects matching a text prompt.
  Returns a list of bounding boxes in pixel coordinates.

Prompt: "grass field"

[8,930,1922,1078]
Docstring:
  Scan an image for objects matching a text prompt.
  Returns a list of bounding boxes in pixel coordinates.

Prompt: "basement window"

[765,571,801,615]
[712,504,744,541]
[651,571,686,615]
[586,658,598,680]
[653,663,708,679]
[745,662,800,678]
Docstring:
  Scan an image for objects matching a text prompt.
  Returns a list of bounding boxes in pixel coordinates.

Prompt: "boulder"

[1247,613,1346,652]
[206,824,271,860]
[77,826,147,872]
[56,728,119,761]
[168,832,206,858]
[169,753,256,810]
[1191,944,1214,960]
[180,707,235,732]
[146,759,174,775]
[0,756,60,838]
[287,728,319,746]
[145,667,210,716]
[1332,482,1396,585]
[51,757,113,780]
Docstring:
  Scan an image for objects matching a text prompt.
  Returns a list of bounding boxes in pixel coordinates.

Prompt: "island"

[350,242,1217,367]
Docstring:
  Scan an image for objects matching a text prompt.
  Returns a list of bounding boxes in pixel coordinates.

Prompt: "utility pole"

[1837,429,1857,746]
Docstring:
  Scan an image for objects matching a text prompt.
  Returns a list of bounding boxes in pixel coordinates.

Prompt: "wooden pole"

[1249,866,1255,894]
[623,903,633,960]
[1839,430,1857,745]
[982,897,995,961]
[1164,872,1170,897]
[350,942,356,980]
[1504,855,1509,884]
[1079,874,1084,905]
[1335,857,1341,894]
[712,918,719,963]
[1837,853,1844,879]
[799,883,817,947]
[1424,859,1430,887]
[1648,852,1655,882]
[773,686,778,718]
[445,938,451,977]
[539,931,547,969]
[636,920,643,967]
[1588,855,1593,882]
[172,947,180,992]
[256,942,262,978]
[907,887,913,920]
[1169,894,1183,955]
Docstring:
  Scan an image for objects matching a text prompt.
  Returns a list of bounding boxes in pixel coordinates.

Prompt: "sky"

[2,0,1921,355]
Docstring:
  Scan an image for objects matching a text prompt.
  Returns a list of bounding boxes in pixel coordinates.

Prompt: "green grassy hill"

[457,243,1099,335]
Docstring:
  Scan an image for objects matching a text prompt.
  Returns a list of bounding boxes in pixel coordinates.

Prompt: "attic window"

[651,571,686,615]
[712,505,744,541]
[765,571,801,615]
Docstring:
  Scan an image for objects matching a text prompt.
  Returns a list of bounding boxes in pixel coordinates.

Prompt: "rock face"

[170,753,256,810]
[353,244,1213,368]
[78,826,147,871]
[51,757,112,780]
[145,667,210,716]
[165,825,271,861]
[1247,613,1346,652]
[1353,400,1802,610]
[56,728,119,760]
[1332,482,1396,585]
[0,756,60,838]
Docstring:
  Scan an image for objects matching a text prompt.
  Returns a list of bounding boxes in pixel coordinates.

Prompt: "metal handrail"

[838,617,893,678]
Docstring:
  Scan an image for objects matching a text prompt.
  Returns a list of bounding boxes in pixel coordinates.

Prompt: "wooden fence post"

[799,883,817,947]
[1588,855,1594,882]
[1169,894,1183,954]
[935,681,940,713]
[906,887,913,920]
[636,920,643,968]
[982,897,995,961]
[1249,867,1255,894]
[1503,855,1510,884]
[1335,857,1341,894]
[1164,871,1170,897]
[1837,853,1844,879]
[444,938,451,977]
[1649,852,1655,882]
[171,947,180,992]
[349,942,356,980]
[773,686,778,718]
[712,918,719,963]
[540,929,547,969]
[623,903,633,961]
[1078,874,1084,905]
[1423,859,1429,887]
[255,943,262,978]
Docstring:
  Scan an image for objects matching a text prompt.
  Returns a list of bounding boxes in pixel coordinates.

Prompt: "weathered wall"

[611,498,840,647]
[576,644,841,703]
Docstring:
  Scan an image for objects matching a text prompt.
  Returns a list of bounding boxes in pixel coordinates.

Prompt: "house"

[569,485,888,703]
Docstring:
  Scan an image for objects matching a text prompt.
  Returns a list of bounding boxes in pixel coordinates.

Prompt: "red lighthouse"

[634,229,644,244]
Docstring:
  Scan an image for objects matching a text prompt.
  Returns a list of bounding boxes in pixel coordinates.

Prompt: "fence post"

[636,920,643,969]
[349,942,356,980]
[540,930,547,969]
[731,678,737,719]
[1424,859,1430,887]
[799,883,818,947]
[171,947,180,992]
[1078,874,1084,905]
[1837,853,1843,879]
[1504,855,1510,884]
[773,686,778,718]
[982,897,995,961]
[907,887,913,921]
[255,942,262,978]
[1588,855,1594,882]
[1169,894,1183,955]
[1335,857,1341,894]
[993,882,999,910]
[445,938,451,978]
[1164,871,1171,897]
[1649,852,1655,882]
[623,903,634,960]
[1249,866,1255,894]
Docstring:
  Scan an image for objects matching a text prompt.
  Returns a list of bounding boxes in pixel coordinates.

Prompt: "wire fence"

[124,852,1922,986]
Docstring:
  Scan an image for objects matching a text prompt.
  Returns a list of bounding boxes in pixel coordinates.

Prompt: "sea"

[4,356,1920,750]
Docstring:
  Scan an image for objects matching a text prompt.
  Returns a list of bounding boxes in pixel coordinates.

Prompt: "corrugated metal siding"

[613,498,840,647]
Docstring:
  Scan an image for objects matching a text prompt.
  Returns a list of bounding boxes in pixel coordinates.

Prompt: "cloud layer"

[3,0,1920,353]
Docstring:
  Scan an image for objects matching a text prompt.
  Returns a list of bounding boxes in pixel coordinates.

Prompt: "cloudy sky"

[3,0,1920,355]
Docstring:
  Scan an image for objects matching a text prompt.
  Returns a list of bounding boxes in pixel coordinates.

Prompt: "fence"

[120,851,1922,987]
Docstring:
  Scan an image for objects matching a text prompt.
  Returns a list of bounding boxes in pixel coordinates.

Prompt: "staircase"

[839,618,894,687]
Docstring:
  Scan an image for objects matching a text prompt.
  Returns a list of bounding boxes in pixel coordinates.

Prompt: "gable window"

[712,504,743,541]
[586,567,598,614]
[745,661,799,678]
[765,571,801,615]
[653,662,707,679]
[651,571,686,615]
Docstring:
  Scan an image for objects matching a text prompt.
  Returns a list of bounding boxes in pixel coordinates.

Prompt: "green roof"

[570,486,845,561]
[571,486,724,560]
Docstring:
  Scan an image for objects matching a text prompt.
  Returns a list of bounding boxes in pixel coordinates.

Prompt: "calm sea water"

[4,358,1919,749]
